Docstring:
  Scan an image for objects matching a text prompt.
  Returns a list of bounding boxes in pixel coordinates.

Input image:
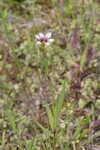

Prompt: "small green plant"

[44,84,65,131]
[43,84,65,150]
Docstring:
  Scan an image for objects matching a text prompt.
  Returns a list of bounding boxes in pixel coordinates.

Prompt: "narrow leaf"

[54,85,65,127]
[45,104,55,130]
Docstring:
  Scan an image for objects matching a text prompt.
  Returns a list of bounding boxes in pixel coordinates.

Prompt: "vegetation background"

[0,0,100,149]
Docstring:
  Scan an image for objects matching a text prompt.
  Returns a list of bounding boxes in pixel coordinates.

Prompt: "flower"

[35,32,54,45]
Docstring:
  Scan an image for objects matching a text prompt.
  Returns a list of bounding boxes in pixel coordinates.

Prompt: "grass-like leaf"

[54,84,65,128]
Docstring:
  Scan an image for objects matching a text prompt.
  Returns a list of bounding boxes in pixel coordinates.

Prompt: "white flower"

[35,32,54,45]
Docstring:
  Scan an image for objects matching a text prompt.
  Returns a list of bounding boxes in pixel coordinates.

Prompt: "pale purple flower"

[35,32,54,45]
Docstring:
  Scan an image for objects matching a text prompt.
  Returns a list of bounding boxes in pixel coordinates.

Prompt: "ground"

[0,0,100,150]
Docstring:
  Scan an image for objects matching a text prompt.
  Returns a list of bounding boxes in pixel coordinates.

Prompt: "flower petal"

[45,32,52,38]
[38,33,44,38]
[35,34,40,40]
[45,42,50,46]
[36,41,41,45]
[48,39,54,43]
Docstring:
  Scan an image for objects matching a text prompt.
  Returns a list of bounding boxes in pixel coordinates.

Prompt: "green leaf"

[44,104,55,130]
[54,85,65,127]
[32,118,46,132]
